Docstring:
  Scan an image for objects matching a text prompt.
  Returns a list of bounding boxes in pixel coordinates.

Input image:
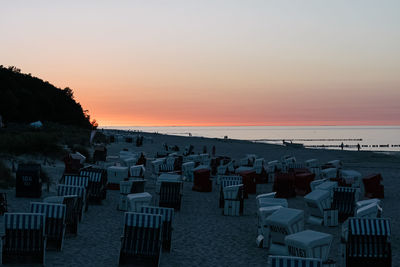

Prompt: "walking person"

[357,143,361,151]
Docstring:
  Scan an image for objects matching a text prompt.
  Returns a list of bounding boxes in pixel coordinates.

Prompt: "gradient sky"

[1,0,399,126]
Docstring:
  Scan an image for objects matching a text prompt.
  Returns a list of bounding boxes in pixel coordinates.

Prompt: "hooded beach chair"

[118,212,163,266]
[30,202,66,251]
[331,187,357,222]
[343,217,391,267]
[57,184,86,222]
[140,206,174,252]
[61,174,90,211]
[44,195,79,235]
[1,213,46,265]
[129,165,145,178]
[219,175,242,208]
[273,172,296,198]
[222,184,244,216]
[265,208,304,253]
[362,173,384,199]
[159,181,183,210]
[80,168,107,201]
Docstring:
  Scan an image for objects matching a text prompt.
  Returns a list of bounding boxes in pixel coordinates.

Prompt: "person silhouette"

[357,143,361,151]
[341,142,344,150]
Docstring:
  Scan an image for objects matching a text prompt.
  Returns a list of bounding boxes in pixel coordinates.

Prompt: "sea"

[102,126,400,152]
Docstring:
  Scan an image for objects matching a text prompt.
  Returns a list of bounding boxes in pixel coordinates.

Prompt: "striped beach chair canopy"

[80,170,102,183]
[4,212,46,230]
[349,217,391,236]
[57,184,86,198]
[124,212,162,228]
[140,206,174,222]
[30,202,66,220]
[63,175,89,188]
[269,256,322,267]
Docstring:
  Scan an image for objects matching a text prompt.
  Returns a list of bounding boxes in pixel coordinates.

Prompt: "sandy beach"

[1,131,398,267]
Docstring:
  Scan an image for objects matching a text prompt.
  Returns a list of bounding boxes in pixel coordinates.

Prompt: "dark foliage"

[0,160,14,188]
[0,65,94,129]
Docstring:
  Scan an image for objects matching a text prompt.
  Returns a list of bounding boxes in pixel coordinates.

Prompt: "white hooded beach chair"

[310,179,328,191]
[127,192,152,212]
[1,213,46,265]
[219,175,242,208]
[119,212,162,266]
[130,165,145,178]
[119,181,133,211]
[340,169,361,188]
[182,161,195,181]
[285,230,333,261]
[315,181,338,198]
[258,205,284,248]
[356,202,382,218]
[320,168,337,179]
[304,189,331,225]
[223,184,244,216]
[30,202,66,251]
[305,159,319,168]
[266,208,304,250]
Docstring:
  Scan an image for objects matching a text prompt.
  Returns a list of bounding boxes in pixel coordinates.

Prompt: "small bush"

[0,160,15,188]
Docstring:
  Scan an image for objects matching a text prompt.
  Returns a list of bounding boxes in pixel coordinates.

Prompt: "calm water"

[103,126,400,151]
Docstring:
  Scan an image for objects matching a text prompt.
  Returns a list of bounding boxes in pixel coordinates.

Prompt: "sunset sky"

[1,1,399,126]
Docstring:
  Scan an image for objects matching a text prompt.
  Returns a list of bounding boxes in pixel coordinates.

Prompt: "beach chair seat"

[219,175,242,208]
[159,182,182,210]
[129,178,146,193]
[127,192,152,212]
[61,174,90,211]
[140,206,174,252]
[0,193,7,215]
[44,195,79,235]
[80,168,107,202]
[223,184,244,216]
[238,169,257,197]
[1,213,46,265]
[343,217,391,267]
[331,187,357,222]
[268,256,322,267]
[285,230,333,261]
[57,184,86,222]
[119,212,162,266]
[273,172,296,198]
[16,163,42,198]
[320,168,338,179]
[30,202,66,251]
[362,173,384,199]
[193,168,212,192]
